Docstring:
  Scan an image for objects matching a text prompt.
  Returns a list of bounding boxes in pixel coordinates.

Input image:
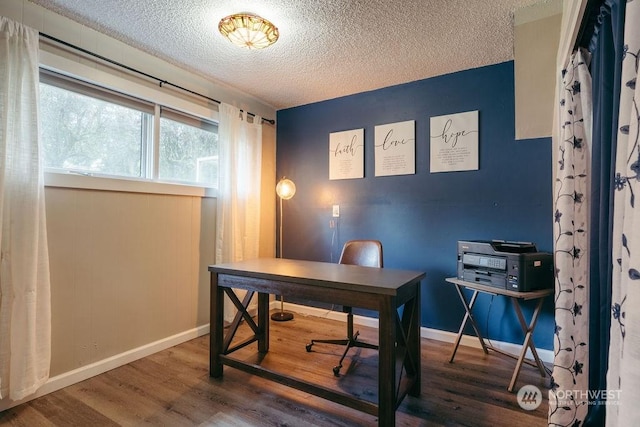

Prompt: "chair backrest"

[339,240,383,268]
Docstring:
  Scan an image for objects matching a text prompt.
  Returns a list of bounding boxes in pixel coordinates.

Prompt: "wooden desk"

[209,258,425,426]
[445,277,552,392]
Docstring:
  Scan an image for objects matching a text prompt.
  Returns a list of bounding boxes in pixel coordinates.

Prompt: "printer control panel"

[462,253,506,271]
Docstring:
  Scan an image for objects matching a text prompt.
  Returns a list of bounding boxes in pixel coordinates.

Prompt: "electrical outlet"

[332,205,340,217]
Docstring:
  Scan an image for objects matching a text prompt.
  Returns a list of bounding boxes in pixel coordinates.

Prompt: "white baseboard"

[1,302,553,412]
[279,301,554,364]
[0,324,210,412]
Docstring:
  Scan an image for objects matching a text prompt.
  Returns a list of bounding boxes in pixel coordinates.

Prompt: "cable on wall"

[39,32,275,125]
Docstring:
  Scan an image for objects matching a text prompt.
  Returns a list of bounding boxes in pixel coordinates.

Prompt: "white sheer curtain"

[607,0,640,424]
[548,49,592,426]
[0,17,51,401]
[216,103,262,322]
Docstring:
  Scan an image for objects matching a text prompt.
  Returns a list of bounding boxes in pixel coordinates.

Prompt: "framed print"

[430,110,479,173]
[374,120,415,177]
[329,128,364,180]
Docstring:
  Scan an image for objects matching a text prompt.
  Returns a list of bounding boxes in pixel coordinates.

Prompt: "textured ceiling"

[28,0,545,110]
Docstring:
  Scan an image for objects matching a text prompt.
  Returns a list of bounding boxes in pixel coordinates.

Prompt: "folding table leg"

[450,287,488,363]
[508,297,547,392]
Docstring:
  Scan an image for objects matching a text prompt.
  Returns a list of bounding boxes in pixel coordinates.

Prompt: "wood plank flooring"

[0,312,550,426]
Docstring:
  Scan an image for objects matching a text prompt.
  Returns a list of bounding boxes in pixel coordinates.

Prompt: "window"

[159,108,218,187]
[39,70,218,188]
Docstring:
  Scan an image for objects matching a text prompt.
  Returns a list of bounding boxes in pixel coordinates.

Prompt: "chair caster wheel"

[333,366,341,377]
[306,343,313,352]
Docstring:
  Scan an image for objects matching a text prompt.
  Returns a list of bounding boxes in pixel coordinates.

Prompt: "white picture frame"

[374,120,415,177]
[329,128,364,180]
[430,110,479,173]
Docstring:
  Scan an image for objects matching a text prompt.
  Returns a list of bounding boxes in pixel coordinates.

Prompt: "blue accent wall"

[276,61,554,350]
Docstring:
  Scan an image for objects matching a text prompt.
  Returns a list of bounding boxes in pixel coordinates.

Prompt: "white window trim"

[40,50,219,198]
[44,171,216,198]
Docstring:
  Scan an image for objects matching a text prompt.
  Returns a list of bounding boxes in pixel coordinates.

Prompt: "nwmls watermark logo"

[517,385,542,410]
[518,385,624,411]
[553,389,622,406]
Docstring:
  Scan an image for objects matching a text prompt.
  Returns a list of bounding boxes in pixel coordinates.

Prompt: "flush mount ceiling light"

[218,13,279,49]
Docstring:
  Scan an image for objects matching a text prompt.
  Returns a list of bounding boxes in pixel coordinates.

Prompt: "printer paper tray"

[460,268,506,289]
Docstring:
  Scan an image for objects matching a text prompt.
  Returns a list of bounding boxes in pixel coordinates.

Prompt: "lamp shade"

[218,13,279,49]
[276,178,296,200]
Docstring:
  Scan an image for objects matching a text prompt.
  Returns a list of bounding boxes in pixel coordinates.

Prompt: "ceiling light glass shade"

[276,178,296,200]
[218,13,279,49]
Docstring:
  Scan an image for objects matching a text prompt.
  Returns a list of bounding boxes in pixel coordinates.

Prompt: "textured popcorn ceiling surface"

[29,0,544,110]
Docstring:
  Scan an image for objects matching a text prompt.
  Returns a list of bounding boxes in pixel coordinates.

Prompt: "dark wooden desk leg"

[403,283,421,397]
[258,292,269,353]
[450,287,487,363]
[508,297,546,392]
[210,272,224,378]
[379,296,397,427]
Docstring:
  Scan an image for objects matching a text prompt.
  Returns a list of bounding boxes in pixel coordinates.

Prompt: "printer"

[457,240,554,292]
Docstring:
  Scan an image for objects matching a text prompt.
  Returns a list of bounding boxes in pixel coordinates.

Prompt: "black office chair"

[305,239,383,376]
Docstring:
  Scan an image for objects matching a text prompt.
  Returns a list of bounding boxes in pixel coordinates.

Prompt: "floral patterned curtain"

[606,0,640,424]
[548,49,592,426]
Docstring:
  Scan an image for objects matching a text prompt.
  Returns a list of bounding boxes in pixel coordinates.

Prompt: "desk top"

[445,277,553,300]
[209,258,425,296]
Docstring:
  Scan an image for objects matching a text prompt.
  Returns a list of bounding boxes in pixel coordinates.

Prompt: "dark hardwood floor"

[0,312,549,426]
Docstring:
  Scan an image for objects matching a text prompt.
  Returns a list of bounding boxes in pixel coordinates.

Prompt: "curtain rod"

[39,32,275,125]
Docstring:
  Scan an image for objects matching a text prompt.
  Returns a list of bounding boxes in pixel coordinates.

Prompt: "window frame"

[39,51,219,198]
[158,106,219,186]
[40,69,155,180]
